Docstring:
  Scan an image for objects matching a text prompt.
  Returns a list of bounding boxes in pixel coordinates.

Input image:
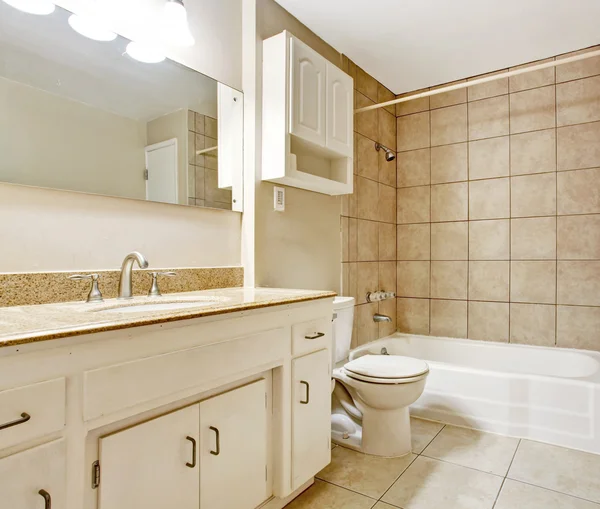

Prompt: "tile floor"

[285,418,600,509]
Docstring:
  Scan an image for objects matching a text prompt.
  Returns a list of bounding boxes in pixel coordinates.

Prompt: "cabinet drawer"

[0,378,66,451]
[292,318,331,356]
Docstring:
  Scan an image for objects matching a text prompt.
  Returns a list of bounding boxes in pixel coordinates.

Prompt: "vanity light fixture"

[2,0,55,15]
[68,14,117,42]
[162,0,195,47]
[125,41,166,64]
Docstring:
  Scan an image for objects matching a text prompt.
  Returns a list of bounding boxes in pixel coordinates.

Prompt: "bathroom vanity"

[0,288,335,509]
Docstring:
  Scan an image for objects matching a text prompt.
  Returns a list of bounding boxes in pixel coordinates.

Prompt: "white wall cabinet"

[97,380,269,509]
[291,349,331,490]
[0,439,66,509]
[263,31,353,196]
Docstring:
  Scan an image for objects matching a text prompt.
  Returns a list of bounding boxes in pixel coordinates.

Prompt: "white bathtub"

[350,333,600,455]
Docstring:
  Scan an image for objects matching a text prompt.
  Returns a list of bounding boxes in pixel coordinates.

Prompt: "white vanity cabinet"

[0,439,66,509]
[263,30,353,196]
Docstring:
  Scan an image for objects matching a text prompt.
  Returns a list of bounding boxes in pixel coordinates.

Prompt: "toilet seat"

[343,354,429,384]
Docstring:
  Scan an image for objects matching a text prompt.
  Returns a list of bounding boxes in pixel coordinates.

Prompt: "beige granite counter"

[0,288,336,348]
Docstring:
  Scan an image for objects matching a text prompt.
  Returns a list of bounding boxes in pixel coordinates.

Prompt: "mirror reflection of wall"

[0,1,240,212]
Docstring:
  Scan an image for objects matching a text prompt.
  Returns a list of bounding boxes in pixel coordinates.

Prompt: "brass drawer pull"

[300,381,310,404]
[185,436,196,468]
[0,412,30,431]
[304,332,325,340]
[39,489,51,509]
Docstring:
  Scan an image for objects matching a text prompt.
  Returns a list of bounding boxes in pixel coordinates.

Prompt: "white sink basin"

[97,301,220,314]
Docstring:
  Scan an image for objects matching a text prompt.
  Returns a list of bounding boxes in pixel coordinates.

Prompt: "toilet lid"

[344,354,429,380]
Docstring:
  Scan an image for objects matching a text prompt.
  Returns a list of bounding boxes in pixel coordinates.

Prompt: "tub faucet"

[118,251,149,299]
[373,313,392,323]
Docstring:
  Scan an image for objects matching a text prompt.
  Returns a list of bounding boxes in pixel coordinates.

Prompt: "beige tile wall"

[395,45,600,351]
[341,57,398,348]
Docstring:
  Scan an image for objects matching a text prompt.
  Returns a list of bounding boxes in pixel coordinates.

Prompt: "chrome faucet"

[373,313,392,323]
[118,251,149,299]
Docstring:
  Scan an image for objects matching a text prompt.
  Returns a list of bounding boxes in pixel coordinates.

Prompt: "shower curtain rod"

[355,48,600,114]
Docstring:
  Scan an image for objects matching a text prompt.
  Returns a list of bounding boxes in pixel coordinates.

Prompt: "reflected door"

[145,139,178,204]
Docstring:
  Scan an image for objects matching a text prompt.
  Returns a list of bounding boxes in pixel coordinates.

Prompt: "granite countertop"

[0,288,336,348]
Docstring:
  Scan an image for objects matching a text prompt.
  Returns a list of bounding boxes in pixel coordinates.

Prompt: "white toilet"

[331,296,429,457]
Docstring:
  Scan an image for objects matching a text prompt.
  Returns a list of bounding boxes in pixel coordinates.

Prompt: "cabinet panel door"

[291,349,331,490]
[98,405,199,509]
[0,439,66,509]
[326,62,354,157]
[290,37,326,147]
[200,379,269,509]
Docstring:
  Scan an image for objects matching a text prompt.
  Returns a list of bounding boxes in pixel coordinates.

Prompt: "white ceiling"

[274,0,600,94]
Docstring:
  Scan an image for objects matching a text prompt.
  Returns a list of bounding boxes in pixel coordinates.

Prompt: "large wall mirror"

[0,2,243,211]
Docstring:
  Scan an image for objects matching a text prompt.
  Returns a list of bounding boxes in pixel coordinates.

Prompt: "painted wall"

[0,77,147,200]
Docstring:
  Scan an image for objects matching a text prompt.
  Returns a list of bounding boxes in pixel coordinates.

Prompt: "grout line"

[503,477,600,506]
[418,453,505,478]
[315,477,379,501]
[377,449,421,503]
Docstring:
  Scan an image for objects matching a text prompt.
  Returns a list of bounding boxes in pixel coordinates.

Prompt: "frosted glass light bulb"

[68,14,117,42]
[2,0,55,15]
[126,41,166,64]
[163,0,195,47]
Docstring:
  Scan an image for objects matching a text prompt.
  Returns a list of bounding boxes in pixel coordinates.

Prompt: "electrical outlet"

[274,186,285,211]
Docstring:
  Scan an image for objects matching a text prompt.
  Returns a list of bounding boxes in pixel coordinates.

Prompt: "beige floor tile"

[317,446,416,499]
[508,439,600,503]
[410,418,445,454]
[495,479,600,509]
[422,426,519,476]
[285,479,376,509]
[382,456,503,509]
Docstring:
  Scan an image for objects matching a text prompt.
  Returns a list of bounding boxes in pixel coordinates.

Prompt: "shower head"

[375,142,396,162]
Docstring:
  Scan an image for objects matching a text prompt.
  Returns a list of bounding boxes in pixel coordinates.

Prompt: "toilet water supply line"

[354,48,600,114]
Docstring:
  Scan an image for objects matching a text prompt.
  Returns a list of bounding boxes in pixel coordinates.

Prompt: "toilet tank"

[332,296,355,364]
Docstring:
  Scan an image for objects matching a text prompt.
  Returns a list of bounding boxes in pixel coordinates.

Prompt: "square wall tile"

[378,298,397,337]
[431,261,468,299]
[557,215,600,259]
[357,220,379,261]
[556,46,600,82]
[397,112,430,152]
[378,82,396,115]
[511,173,556,218]
[397,186,431,224]
[469,136,509,180]
[396,88,430,116]
[557,168,600,215]
[397,298,430,334]
[510,303,556,347]
[379,222,396,261]
[430,80,467,109]
[357,133,379,180]
[558,261,600,306]
[469,178,510,220]
[341,217,349,262]
[379,261,396,294]
[431,143,468,184]
[431,182,468,222]
[430,299,467,338]
[356,176,379,220]
[355,92,378,141]
[510,57,556,93]
[357,302,379,346]
[341,175,358,217]
[356,66,378,101]
[343,263,357,302]
[510,129,556,176]
[397,224,430,260]
[557,75,600,127]
[469,261,510,302]
[397,148,431,188]
[348,217,358,262]
[511,217,557,260]
[469,219,510,260]
[431,222,468,260]
[511,261,557,304]
[468,70,508,101]
[468,95,509,140]
[379,150,396,186]
[510,86,556,134]
[468,301,509,342]
[379,109,397,150]
[557,121,600,171]
[356,262,378,304]
[379,184,396,223]
[557,305,600,351]
[431,104,468,146]
[397,261,430,298]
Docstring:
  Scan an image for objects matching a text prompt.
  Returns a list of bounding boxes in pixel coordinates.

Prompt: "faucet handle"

[148,271,176,297]
[68,274,103,303]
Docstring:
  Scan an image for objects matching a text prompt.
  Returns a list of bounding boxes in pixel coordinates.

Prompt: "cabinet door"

[0,439,66,509]
[289,36,326,147]
[200,379,269,509]
[291,349,331,490]
[98,405,199,509]
[326,62,354,157]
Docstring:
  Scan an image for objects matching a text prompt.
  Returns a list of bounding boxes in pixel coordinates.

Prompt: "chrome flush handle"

[68,274,103,303]
[148,271,177,297]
